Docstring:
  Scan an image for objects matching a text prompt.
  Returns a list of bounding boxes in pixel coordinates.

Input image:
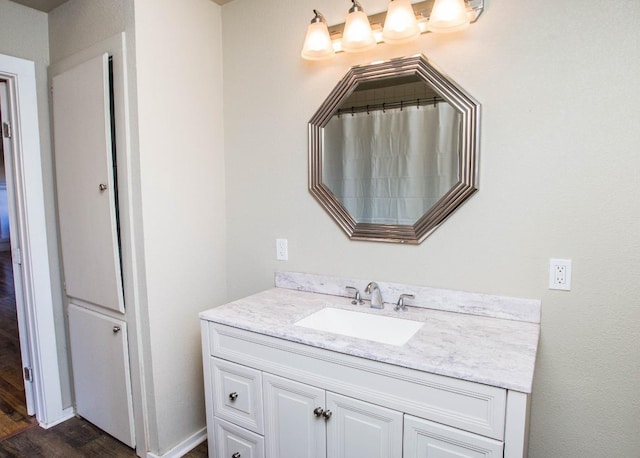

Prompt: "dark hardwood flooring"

[0,416,208,457]
[0,250,208,457]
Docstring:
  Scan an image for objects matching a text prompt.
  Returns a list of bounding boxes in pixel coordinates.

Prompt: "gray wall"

[221,0,640,456]
[133,0,225,453]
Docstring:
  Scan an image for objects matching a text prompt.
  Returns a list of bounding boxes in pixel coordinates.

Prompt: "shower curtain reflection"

[323,103,460,225]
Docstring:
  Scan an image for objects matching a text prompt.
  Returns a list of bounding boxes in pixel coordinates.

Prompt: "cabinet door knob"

[112,326,121,334]
[313,407,324,417]
[229,392,238,401]
[99,183,108,191]
[232,453,241,458]
[322,409,332,420]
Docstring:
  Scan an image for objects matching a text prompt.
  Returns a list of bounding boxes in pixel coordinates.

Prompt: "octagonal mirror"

[309,55,480,244]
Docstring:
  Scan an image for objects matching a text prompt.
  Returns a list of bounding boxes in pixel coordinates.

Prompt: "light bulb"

[382,0,420,44]
[301,10,335,61]
[341,1,376,53]
[427,0,470,33]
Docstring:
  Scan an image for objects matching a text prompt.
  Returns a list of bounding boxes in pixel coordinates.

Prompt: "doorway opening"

[0,80,37,440]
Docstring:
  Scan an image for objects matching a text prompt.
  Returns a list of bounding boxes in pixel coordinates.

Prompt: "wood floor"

[0,250,208,457]
[0,416,208,457]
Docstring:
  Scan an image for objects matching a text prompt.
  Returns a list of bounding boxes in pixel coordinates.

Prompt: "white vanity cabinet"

[201,321,532,458]
[263,373,403,458]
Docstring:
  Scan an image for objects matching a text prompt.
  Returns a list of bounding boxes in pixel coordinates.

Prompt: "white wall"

[134,0,226,453]
[222,0,640,456]
[0,0,72,408]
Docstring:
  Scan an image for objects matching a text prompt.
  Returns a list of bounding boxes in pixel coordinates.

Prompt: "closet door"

[68,304,135,447]
[52,53,124,314]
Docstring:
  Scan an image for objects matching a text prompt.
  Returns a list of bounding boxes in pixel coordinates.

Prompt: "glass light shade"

[301,20,335,60]
[341,10,376,53]
[427,0,470,33]
[382,0,420,44]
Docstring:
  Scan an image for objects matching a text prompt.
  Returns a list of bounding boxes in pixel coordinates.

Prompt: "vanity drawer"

[211,357,264,435]
[214,417,265,458]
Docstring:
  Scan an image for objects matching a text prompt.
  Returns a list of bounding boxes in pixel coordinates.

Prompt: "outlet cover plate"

[276,238,288,261]
[549,258,571,291]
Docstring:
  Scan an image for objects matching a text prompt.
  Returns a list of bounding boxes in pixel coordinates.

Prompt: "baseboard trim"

[146,427,207,458]
[38,407,75,429]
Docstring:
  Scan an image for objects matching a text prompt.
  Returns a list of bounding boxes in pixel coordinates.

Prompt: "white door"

[68,304,135,447]
[263,373,326,458]
[0,80,34,415]
[403,414,503,458]
[52,53,124,314]
[52,53,134,446]
[326,392,403,458]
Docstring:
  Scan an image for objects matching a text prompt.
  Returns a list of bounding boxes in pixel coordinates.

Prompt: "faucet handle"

[346,286,364,305]
[394,294,415,311]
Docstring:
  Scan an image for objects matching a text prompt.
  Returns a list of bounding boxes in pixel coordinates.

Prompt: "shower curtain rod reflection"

[336,96,445,117]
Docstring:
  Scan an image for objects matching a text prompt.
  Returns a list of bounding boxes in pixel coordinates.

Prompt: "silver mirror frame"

[309,55,480,244]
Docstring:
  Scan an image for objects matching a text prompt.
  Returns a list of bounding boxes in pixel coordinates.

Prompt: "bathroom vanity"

[200,273,540,458]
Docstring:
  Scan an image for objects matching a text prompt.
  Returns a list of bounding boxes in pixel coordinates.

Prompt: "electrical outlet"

[276,238,288,261]
[549,259,571,291]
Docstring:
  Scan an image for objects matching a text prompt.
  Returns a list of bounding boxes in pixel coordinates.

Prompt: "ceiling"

[10,0,68,12]
[10,0,232,13]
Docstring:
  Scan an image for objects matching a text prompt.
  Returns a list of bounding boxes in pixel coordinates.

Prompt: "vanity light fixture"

[341,1,376,53]
[301,10,336,60]
[427,0,471,33]
[382,0,420,44]
[301,0,484,61]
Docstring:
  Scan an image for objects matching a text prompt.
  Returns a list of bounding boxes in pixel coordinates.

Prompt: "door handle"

[99,183,108,191]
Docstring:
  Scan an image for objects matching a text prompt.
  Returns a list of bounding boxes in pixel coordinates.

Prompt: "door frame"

[0,53,73,427]
[1,79,35,416]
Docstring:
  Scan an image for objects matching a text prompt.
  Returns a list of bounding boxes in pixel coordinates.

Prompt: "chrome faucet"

[364,281,384,309]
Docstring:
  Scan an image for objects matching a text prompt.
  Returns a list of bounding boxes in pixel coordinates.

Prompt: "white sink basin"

[294,307,423,346]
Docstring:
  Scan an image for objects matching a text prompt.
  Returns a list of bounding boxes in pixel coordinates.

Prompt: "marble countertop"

[201,286,540,393]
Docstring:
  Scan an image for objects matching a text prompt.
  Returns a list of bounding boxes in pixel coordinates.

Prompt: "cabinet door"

[52,53,124,314]
[263,373,326,458]
[68,304,135,447]
[326,392,403,458]
[404,414,503,458]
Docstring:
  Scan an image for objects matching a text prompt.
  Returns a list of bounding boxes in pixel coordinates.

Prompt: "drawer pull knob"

[322,409,332,420]
[313,407,324,417]
[232,453,241,458]
[229,392,238,401]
